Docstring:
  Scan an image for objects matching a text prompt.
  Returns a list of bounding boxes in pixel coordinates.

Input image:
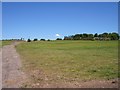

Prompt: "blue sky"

[2,2,118,40]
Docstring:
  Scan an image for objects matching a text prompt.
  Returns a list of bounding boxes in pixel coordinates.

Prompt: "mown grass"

[16,40,118,86]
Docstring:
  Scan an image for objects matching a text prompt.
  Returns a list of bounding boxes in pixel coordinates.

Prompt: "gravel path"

[2,42,26,88]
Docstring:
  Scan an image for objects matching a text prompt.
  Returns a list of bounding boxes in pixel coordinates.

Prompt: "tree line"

[63,32,119,41]
[27,32,119,42]
[2,32,119,42]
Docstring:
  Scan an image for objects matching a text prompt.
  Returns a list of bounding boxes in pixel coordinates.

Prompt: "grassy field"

[0,40,13,47]
[0,41,1,47]
[16,40,118,87]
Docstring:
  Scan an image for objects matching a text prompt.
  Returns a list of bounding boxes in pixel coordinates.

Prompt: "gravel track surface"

[2,42,26,88]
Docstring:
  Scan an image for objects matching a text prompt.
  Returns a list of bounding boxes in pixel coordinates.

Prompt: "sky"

[2,2,118,40]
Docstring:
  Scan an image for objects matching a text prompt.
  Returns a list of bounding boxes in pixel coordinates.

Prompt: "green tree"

[40,39,45,41]
[27,39,31,42]
[94,33,98,37]
[88,34,94,40]
[56,38,62,40]
[47,39,50,41]
[82,33,88,40]
[110,32,119,40]
[102,32,109,38]
[73,34,81,40]
[33,38,38,41]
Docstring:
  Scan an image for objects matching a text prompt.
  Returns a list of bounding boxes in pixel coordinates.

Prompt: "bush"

[33,38,38,41]
[56,38,62,40]
[27,39,31,42]
[47,39,50,41]
[40,39,45,41]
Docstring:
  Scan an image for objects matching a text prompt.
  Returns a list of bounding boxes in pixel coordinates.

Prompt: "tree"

[110,32,119,40]
[56,38,62,40]
[102,32,109,38]
[64,36,70,40]
[73,34,81,40]
[94,33,98,37]
[27,39,31,42]
[88,34,94,40]
[64,35,74,40]
[47,39,50,41]
[108,33,112,39]
[40,39,45,41]
[33,38,38,41]
[82,33,88,40]
[98,34,101,37]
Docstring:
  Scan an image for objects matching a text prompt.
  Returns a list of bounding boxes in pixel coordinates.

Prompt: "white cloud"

[55,34,60,37]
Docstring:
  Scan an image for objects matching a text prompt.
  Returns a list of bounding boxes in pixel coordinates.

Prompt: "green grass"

[16,40,118,85]
[0,40,13,47]
[0,41,1,47]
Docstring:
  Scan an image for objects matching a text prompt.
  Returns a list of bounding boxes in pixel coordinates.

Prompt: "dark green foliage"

[64,36,73,40]
[73,34,81,40]
[27,39,31,42]
[56,38,62,40]
[33,38,38,41]
[64,32,119,41]
[102,32,109,38]
[82,33,88,39]
[110,32,119,40]
[40,39,45,41]
[47,39,51,41]
[94,33,98,37]
[88,34,94,40]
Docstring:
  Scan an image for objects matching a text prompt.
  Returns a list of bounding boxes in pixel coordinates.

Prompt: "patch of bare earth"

[2,42,27,88]
[24,69,118,88]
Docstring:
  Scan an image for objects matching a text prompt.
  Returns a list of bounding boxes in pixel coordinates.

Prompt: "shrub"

[40,39,45,41]
[33,38,38,41]
[47,39,50,41]
[27,39,31,42]
[56,38,62,40]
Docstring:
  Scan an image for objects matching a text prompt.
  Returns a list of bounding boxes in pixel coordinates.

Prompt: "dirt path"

[0,48,2,89]
[2,42,26,88]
